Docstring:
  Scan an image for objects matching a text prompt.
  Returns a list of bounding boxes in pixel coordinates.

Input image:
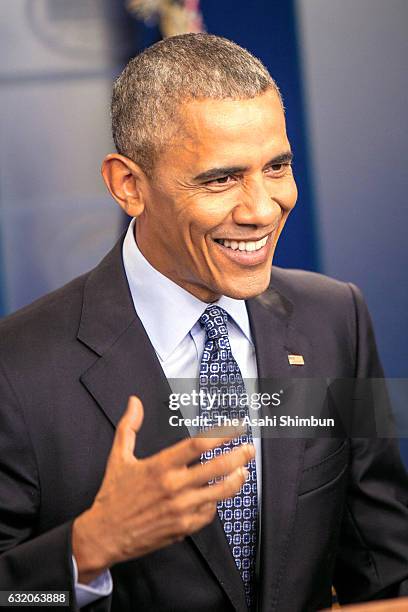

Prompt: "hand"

[72,396,254,583]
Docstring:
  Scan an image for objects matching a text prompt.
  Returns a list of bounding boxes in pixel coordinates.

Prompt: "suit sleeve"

[333,283,408,604]
[0,360,111,611]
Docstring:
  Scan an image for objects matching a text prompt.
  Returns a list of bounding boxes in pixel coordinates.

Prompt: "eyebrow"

[193,150,293,183]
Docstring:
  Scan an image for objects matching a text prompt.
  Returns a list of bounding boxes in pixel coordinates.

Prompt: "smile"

[215,236,268,252]
[213,233,273,266]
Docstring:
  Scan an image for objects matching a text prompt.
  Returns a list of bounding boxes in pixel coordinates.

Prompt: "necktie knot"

[199,304,229,340]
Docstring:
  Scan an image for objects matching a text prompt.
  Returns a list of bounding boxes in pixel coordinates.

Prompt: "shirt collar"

[122,219,253,361]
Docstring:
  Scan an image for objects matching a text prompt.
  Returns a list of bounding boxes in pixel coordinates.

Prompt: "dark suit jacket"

[0,236,407,612]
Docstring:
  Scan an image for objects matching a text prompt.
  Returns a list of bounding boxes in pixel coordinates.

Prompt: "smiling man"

[0,34,407,612]
[104,59,297,303]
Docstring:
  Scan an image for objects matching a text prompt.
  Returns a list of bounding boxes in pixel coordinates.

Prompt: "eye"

[264,162,291,176]
[204,175,235,186]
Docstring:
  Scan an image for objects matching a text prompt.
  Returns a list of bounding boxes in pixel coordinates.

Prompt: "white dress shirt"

[74,218,262,606]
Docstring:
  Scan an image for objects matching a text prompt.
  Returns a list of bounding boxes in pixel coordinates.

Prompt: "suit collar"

[78,234,187,456]
[77,234,136,357]
[246,283,293,379]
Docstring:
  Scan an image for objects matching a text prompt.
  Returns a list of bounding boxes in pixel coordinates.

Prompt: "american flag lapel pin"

[288,354,305,366]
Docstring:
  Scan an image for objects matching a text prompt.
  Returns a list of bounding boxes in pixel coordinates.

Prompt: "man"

[0,33,407,612]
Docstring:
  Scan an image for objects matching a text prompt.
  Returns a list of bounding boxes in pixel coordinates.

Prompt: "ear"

[101,153,147,217]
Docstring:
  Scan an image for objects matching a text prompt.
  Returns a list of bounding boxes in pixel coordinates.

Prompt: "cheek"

[175,209,215,263]
[186,200,232,238]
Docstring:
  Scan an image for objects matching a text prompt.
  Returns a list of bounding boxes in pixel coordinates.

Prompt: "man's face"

[136,88,298,302]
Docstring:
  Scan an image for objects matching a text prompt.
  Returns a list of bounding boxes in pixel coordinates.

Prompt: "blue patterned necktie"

[199,304,258,608]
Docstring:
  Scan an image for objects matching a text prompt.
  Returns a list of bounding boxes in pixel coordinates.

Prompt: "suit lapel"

[77,236,185,454]
[247,282,312,611]
[77,237,248,611]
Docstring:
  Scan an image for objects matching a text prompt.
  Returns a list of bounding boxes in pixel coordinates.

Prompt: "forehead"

[168,90,288,170]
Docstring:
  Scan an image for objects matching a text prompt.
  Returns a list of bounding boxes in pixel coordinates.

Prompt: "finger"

[207,465,250,502]
[151,444,254,499]
[112,396,144,459]
[185,443,255,488]
[174,501,218,538]
[169,466,248,516]
[161,424,247,468]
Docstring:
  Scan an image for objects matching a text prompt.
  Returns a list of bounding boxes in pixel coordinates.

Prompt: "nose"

[231,177,281,227]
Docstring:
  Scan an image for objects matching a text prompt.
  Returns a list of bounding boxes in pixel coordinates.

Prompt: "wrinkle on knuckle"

[159,470,179,497]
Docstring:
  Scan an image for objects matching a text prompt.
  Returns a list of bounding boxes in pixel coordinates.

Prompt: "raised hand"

[72,396,254,583]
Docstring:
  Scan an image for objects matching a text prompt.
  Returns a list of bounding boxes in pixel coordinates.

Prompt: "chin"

[219,273,271,300]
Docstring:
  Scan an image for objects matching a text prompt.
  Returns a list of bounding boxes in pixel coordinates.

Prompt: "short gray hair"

[111,33,281,174]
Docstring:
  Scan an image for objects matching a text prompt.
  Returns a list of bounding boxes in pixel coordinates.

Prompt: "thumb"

[113,396,144,459]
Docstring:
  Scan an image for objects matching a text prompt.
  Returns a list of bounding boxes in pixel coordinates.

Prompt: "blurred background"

[0,0,407,464]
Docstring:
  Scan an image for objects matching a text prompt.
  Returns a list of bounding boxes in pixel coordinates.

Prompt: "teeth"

[217,235,268,252]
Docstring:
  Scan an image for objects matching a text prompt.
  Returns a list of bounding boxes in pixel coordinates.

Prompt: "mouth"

[212,232,274,266]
